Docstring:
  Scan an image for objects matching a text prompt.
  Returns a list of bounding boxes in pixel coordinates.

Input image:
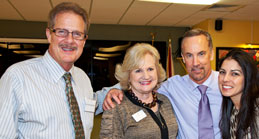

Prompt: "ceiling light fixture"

[93,56,109,60]
[0,44,7,49]
[25,55,43,58]
[98,42,131,52]
[23,44,35,49]
[95,53,121,57]
[13,50,41,54]
[0,44,20,49]
[139,0,220,5]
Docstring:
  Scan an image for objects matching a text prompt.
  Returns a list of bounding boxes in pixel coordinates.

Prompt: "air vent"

[203,4,244,12]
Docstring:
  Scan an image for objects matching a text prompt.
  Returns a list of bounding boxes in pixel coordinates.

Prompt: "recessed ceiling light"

[13,50,41,54]
[0,44,7,49]
[98,42,131,52]
[139,0,220,5]
[93,56,109,60]
[95,53,121,57]
[25,55,43,58]
[0,44,21,49]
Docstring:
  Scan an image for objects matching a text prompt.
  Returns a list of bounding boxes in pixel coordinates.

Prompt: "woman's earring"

[128,83,132,90]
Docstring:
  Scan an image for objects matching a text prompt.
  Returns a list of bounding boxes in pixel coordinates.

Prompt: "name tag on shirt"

[132,110,147,122]
[85,97,96,113]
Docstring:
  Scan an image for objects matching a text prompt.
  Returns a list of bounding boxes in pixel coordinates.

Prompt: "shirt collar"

[186,70,214,91]
[42,50,75,83]
[68,66,76,83]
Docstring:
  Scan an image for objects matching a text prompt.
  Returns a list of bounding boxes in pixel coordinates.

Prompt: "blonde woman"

[100,43,178,139]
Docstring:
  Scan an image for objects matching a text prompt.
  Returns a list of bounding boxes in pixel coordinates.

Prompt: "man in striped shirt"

[0,2,99,139]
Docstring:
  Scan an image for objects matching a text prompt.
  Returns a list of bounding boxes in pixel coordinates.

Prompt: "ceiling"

[0,0,259,27]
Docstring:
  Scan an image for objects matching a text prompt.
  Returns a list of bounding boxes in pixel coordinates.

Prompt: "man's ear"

[46,28,52,43]
[181,53,185,63]
[82,35,88,46]
[210,49,214,61]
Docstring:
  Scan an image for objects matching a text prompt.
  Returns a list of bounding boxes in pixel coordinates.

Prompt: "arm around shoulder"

[95,83,121,115]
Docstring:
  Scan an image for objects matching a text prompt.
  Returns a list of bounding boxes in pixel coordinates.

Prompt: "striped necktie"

[63,72,85,138]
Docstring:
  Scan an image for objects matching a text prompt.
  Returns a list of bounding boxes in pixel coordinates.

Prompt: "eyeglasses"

[50,28,86,40]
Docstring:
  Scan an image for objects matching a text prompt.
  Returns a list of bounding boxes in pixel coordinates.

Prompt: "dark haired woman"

[218,49,259,139]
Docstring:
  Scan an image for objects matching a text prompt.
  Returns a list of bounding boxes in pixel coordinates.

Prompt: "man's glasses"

[50,28,86,40]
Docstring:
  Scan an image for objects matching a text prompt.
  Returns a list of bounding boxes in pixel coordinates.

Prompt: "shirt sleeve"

[95,83,121,115]
[0,70,21,138]
[157,78,173,98]
[99,106,124,139]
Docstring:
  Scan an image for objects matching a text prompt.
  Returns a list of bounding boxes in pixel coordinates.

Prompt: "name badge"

[132,110,147,122]
[85,97,97,113]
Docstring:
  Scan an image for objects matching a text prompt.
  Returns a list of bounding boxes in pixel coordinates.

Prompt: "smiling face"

[46,12,87,71]
[181,35,214,84]
[129,53,158,96]
[218,58,244,106]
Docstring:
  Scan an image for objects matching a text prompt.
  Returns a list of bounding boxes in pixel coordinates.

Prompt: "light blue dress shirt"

[0,51,98,139]
[158,70,222,139]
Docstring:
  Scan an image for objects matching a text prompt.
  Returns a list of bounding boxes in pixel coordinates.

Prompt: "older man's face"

[46,12,87,71]
[181,35,213,84]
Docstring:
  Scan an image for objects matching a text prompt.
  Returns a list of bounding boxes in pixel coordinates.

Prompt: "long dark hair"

[219,49,259,139]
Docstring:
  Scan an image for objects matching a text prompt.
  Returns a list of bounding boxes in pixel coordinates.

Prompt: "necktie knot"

[63,73,72,83]
[198,85,208,95]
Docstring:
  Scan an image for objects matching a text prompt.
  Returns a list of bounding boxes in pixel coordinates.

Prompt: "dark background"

[0,40,166,91]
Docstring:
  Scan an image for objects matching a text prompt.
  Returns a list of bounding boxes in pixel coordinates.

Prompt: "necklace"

[128,90,158,108]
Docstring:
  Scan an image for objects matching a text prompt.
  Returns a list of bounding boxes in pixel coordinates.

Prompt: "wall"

[193,19,259,70]
[0,20,47,39]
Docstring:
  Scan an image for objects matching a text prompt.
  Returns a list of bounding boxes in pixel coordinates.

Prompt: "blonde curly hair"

[115,43,166,90]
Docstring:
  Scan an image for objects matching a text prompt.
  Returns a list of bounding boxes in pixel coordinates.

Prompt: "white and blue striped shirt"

[0,51,96,139]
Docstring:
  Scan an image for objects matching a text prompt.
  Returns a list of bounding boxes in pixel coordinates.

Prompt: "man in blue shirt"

[101,29,222,139]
